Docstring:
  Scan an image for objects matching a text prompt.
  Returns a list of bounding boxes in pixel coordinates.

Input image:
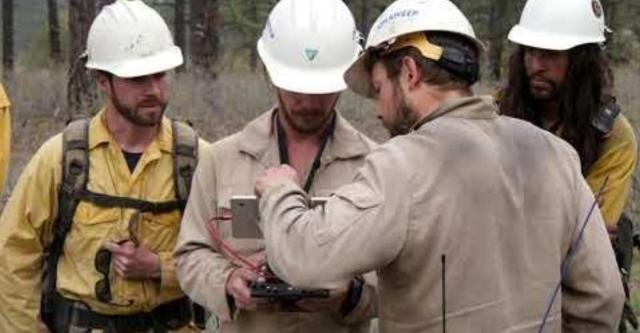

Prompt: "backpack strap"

[171,120,206,328]
[73,189,182,213]
[592,97,621,134]
[42,119,200,331]
[42,118,90,332]
[172,120,198,212]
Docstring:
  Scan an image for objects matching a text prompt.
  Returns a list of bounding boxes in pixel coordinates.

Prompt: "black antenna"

[538,177,609,333]
[442,254,446,333]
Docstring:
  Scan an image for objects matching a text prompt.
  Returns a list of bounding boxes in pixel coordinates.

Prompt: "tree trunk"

[2,0,14,80]
[67,0,114,118]
[603,0,620,60]
[487,0,509,80]
[48,0,63,64]
[175,0,187,72]
[249,0,259,71]
[97,0,115,9]
[190,0,220,77]
[603,0,618,31]
[359,0,372,36]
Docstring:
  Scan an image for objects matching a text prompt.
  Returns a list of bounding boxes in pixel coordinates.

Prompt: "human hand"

[255,165,299,198]
[225,267,266,311]
[103,241,161,280]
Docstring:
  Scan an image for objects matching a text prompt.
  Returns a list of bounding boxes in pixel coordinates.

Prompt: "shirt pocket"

[63,204,121,285]
[70,203,121,245]
[73,202,121,226]
[315,182,381,245]
[139,210,182,252]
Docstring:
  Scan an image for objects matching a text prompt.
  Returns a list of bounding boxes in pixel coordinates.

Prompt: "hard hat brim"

[86,46,184,78]
[347,31,486,100]
[344,52,375,99]
[257,38,359,95]
[508,25,605,51]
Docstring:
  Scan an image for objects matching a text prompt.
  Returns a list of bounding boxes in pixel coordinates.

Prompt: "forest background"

[1,0,640,330]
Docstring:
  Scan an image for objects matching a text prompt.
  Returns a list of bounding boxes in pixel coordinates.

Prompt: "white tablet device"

[231,195,328,239]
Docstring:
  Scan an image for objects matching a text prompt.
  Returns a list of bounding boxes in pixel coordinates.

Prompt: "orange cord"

[205,215,276,279]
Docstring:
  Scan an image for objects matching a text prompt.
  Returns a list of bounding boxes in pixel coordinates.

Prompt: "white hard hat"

[257,0,362,94]
[85,0,183,78]
[345,0,484,98]
[508,0,606,50]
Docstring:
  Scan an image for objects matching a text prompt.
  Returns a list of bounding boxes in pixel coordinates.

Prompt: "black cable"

[276,112,335,192]
[442,254,447,333]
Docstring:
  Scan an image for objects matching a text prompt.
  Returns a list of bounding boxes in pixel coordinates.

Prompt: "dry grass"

[0,67,387,204]
[2,65,639,201]
[166,70,388,142]
[1,65,639,331]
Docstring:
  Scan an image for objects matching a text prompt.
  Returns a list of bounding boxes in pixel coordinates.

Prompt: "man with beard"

[0,82,10,194]
[501,0,637,237]
[253,0,624,331]
[0,1,206,332]
[174,0,377,332]
[500,0,638,330]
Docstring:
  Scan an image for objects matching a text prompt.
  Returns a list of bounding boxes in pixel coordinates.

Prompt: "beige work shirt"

[175,109,377,332]
[259,96,624,332]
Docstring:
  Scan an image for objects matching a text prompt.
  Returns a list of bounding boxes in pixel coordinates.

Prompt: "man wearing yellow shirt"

[0,1,206,332]
[501,0,637,330]
[0,82,10,194]
[500,0,637,233]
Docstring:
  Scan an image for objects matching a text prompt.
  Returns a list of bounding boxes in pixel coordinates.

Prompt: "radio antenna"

[442,254,447,333]
[538,177,609,333]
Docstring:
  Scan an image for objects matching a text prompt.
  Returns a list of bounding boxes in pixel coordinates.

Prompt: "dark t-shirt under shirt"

[122,151,143,173]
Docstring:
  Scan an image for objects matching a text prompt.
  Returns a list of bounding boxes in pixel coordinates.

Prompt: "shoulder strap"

[56,118,91,244]
[172,120,198,212]
[43,119,200,330]
[171,120,206,328]
[592,97,622,134]
[42,118,90,331]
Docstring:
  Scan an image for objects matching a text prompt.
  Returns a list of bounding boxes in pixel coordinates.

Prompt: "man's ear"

[96,72,111,95]
[400,56,421,91]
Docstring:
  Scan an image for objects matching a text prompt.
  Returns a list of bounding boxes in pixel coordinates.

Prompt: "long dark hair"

[500,44,609,173]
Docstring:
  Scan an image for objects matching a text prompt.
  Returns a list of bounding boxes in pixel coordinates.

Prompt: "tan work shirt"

[259,96,624,332]
[174,109,377,333]
[0,83,10,194]
[0,110,207,332]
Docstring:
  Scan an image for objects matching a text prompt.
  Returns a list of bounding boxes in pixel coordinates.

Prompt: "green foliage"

[5,0,640,71]
[17,9,69,69]
[216,0,275,68]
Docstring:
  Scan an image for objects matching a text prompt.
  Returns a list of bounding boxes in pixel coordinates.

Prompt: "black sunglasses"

[94,247,114,303]
[94,211,143,305]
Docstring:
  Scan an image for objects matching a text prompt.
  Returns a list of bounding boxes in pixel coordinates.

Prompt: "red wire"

[204,215,276,279]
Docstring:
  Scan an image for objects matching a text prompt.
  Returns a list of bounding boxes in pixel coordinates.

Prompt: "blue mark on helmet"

[305,48,319,61]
